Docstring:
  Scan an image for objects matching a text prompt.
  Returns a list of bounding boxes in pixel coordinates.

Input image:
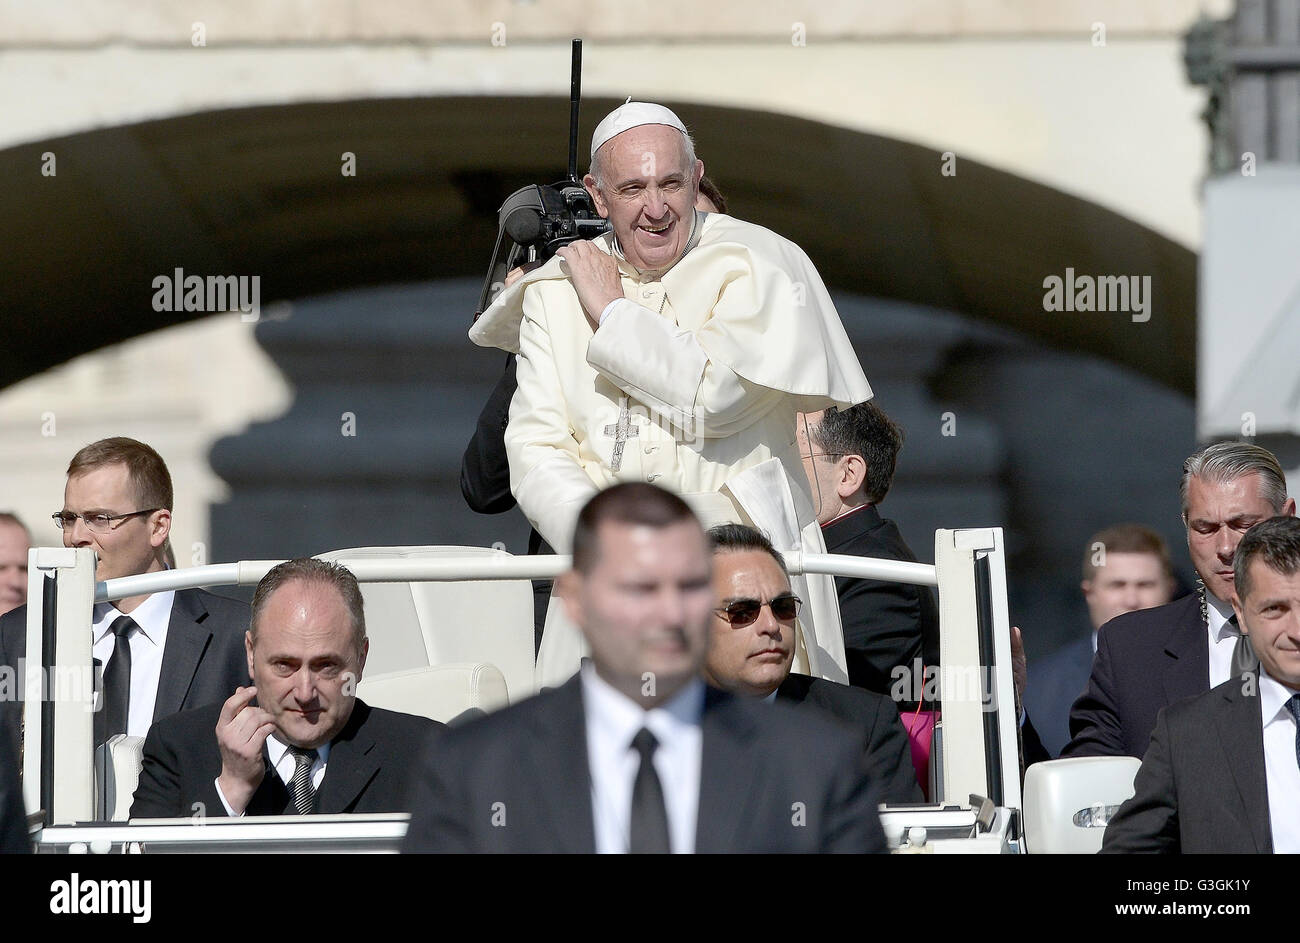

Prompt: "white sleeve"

[214,778,243,817]
[505,293,599,553]
[585,300,785,439]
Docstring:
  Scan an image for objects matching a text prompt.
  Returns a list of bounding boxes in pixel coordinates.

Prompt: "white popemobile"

[19,528,1138,853]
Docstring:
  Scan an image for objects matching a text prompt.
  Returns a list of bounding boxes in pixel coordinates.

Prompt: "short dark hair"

[1081,523,1173,581]
[707,523,786,573]
[806,402,903,505]
[697,175,728,214]
[571,483,700,573]
[66,437,174,511]
[1233,516,1300,602]
[250,558,367,655]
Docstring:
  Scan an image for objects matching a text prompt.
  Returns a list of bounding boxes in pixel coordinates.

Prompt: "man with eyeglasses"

[0,437,247,762]
[796,403,939,697]
[703,523,922,803]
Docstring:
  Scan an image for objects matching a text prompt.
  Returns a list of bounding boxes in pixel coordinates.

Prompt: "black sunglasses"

[714,593,802,627]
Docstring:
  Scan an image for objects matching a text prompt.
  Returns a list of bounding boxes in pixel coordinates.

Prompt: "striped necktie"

[288,746,318,814]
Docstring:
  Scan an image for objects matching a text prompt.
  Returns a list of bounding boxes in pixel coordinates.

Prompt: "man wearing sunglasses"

[0,437,247,763]
[404,483,885,853]
[703,523,922,804]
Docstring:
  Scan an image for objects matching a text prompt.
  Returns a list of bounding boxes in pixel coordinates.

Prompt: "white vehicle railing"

[22,528,1018,853]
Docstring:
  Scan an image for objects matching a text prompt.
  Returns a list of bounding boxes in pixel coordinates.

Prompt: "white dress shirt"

[581,663,703,854]
[1205,592,1241,688]
[215,735,331,816]
[91,591,175,739]
[1259,671,1300,854]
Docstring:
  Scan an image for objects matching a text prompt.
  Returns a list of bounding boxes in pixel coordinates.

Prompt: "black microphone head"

[504,207,543,245]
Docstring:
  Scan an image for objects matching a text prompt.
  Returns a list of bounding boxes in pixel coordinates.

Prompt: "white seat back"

[357,663,509,724]
[97,734,145,822]
[1022,755,1142,853]
[317,546,536,702]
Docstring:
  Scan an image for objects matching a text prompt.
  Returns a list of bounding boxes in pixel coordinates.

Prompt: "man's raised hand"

[556,240,623,332]
[214,685,275,815]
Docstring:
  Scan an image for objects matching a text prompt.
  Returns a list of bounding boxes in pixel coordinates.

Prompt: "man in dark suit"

[132,558,440,817]
[1065,442,1294,758]
[403,483,884,853]
[0,438,247,763]
[1101,516,1300,853]
[701,522,921,804]
[796,404,939,696]
[1024,524,1175,757]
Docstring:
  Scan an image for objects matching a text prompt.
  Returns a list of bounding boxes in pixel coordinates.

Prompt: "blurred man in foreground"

[404,483,884,853]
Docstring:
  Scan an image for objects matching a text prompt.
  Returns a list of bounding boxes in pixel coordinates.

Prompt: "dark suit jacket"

[403,677,886,853]
[0,729,28,853]
[1062,593,1202,758]
[1023,635,1094,758]
[130,698,441,817]
[822,505,940,697]
[460,352,552,649]
[0,588,249,760]
[1100,676,1272,854]
[776,673,922,804]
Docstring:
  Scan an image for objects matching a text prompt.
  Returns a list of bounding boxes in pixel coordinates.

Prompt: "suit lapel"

[154,590,213,720]
[1214,679,1273,853]
[313,701,381,814]
[530,679,596,853]
[1161,595,1208,709]
[695,689,761,854]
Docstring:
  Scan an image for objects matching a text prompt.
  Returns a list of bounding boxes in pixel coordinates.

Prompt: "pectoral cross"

[603,397,639,472]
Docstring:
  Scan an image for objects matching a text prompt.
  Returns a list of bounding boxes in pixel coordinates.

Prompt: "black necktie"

[1228,615,1259,678]
[629,728,671,854]
[96,616,135,746]
[288,746,318,814]
[1285,697,1300,774]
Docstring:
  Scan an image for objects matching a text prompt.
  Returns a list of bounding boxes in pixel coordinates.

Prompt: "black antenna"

[568,39,582,182]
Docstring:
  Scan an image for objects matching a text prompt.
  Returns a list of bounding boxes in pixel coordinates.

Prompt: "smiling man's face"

[585,123,703,277]
[245,579,368,749]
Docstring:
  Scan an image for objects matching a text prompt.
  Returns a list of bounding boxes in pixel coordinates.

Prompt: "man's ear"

[244,630,256,683]
[692,159,704,189]
[583,174,609,219]
[837,455,868,502]
[1230,593,1247,634]
[1080,579,1094,601]
[1284,497,1297,517]
[149,508,172,549]
[556,570,585,628]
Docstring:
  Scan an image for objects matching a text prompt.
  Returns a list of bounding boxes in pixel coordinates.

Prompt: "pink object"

[899,709,937,800]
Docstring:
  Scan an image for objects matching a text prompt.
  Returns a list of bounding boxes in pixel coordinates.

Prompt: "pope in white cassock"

[470,102,873,688]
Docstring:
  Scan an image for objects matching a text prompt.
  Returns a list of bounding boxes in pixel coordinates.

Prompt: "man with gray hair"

[131,558,441,817]
[1065,441,1295,758]
[470,100,872,688]
[1101,515,1300,853]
